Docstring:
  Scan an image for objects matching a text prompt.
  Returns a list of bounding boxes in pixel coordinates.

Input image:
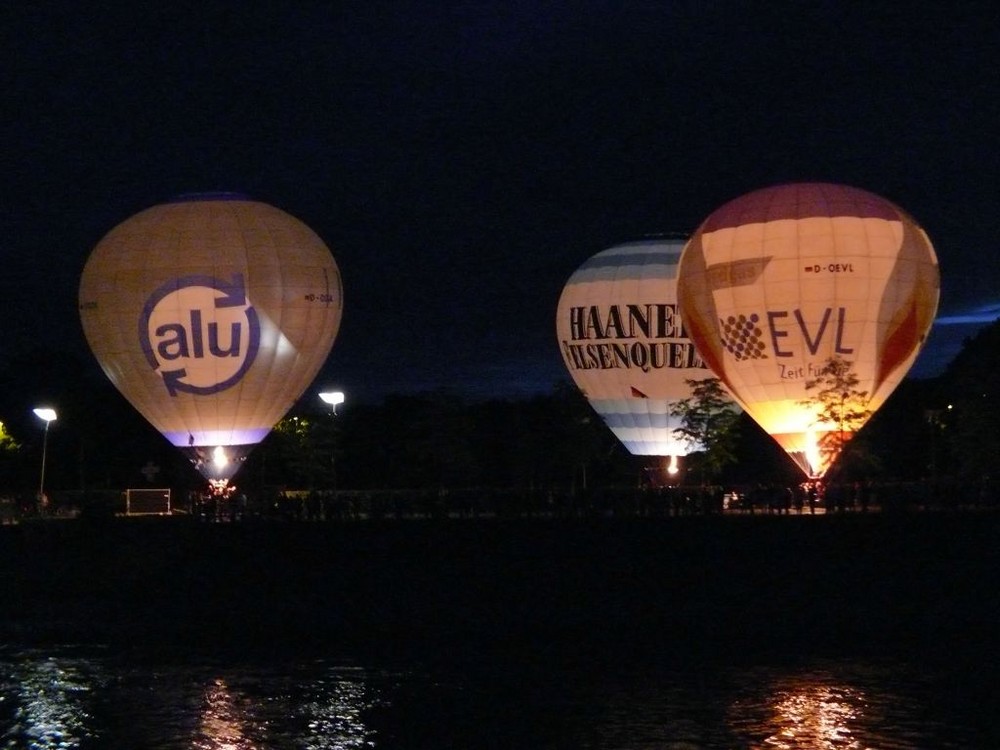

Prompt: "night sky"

[5,2,998,404]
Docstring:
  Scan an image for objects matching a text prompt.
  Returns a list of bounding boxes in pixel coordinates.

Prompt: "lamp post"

[33,407,57,512]
[317,391,345,520]
[319,391,345,415]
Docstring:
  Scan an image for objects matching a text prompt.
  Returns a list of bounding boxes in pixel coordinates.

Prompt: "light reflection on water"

[0,646,991,749]
[0,649,383,750]
[188,670,377,750]
[758,682,865,748]
[0,650,105,749]
[728,667,886,749]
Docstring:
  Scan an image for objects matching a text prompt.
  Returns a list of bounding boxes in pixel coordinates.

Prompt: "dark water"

[2,515,999,748]
[0,644,995,749]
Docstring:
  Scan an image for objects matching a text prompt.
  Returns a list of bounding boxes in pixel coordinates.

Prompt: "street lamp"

[319,391,345,415]
[33,407,57,510]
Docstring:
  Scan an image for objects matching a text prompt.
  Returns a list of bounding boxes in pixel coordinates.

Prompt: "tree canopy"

[672,377,741,482]
[799,356,873,477]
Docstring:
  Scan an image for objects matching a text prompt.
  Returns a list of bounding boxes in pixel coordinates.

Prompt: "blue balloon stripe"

[607,430,694,457]
[588,397,706,454]
[598,411,684,430]
[570,261,678,284]
[580,250,681,268]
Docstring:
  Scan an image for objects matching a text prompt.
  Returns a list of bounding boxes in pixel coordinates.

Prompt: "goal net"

[125,488,171,516]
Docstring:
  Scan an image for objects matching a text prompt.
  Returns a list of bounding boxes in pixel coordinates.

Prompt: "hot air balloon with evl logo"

[78,193,344,489]
[556,238,730,483]
[677,183,939,478]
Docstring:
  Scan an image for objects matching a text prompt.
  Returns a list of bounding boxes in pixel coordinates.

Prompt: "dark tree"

[799,356,873,477]
[673,377,740,481]
[942,319,1000,480]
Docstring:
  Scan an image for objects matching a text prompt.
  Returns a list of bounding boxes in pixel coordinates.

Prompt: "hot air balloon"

[78,193,343,488]
[556,238,721,481]
[677,183,939,478]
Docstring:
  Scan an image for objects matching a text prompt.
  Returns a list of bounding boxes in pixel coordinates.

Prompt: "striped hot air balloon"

[677,183,939,478]
[556,238,720,475]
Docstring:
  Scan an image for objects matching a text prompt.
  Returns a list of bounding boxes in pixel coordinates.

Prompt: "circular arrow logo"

[139,274,261,396]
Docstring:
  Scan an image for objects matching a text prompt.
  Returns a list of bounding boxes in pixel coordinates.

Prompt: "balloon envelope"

[678,183,939,477]
[79,194,344,483]
[556,238,714,459]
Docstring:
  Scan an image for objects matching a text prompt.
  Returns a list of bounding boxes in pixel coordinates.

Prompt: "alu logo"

[140,274,261,396]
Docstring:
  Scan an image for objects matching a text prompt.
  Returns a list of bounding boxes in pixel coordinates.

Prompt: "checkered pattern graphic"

[719,313,768,360]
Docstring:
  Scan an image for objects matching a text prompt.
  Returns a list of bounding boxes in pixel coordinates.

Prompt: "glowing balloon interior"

[79,194,344,484]
[556,238,713,462]
[678,183,939,477]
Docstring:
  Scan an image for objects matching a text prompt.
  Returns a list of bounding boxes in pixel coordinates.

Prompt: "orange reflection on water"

[189,668,377,750]
[762,683,866,749]
[194,677,257,750]
[728,668,877,750]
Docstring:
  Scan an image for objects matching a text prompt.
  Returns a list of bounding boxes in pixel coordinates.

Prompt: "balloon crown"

[169,191,252,203]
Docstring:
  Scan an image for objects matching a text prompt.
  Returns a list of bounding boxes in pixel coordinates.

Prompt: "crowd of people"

[183,476,997,522]
[2,476,998,525]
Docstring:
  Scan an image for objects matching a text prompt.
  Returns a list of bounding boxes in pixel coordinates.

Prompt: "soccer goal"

[125,488,172,516]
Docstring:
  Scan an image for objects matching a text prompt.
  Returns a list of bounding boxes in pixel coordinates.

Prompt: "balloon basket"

[643,456,682,488]
[207,479,234,498]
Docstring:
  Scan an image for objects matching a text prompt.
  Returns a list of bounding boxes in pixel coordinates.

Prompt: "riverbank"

[2,512,998,665]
